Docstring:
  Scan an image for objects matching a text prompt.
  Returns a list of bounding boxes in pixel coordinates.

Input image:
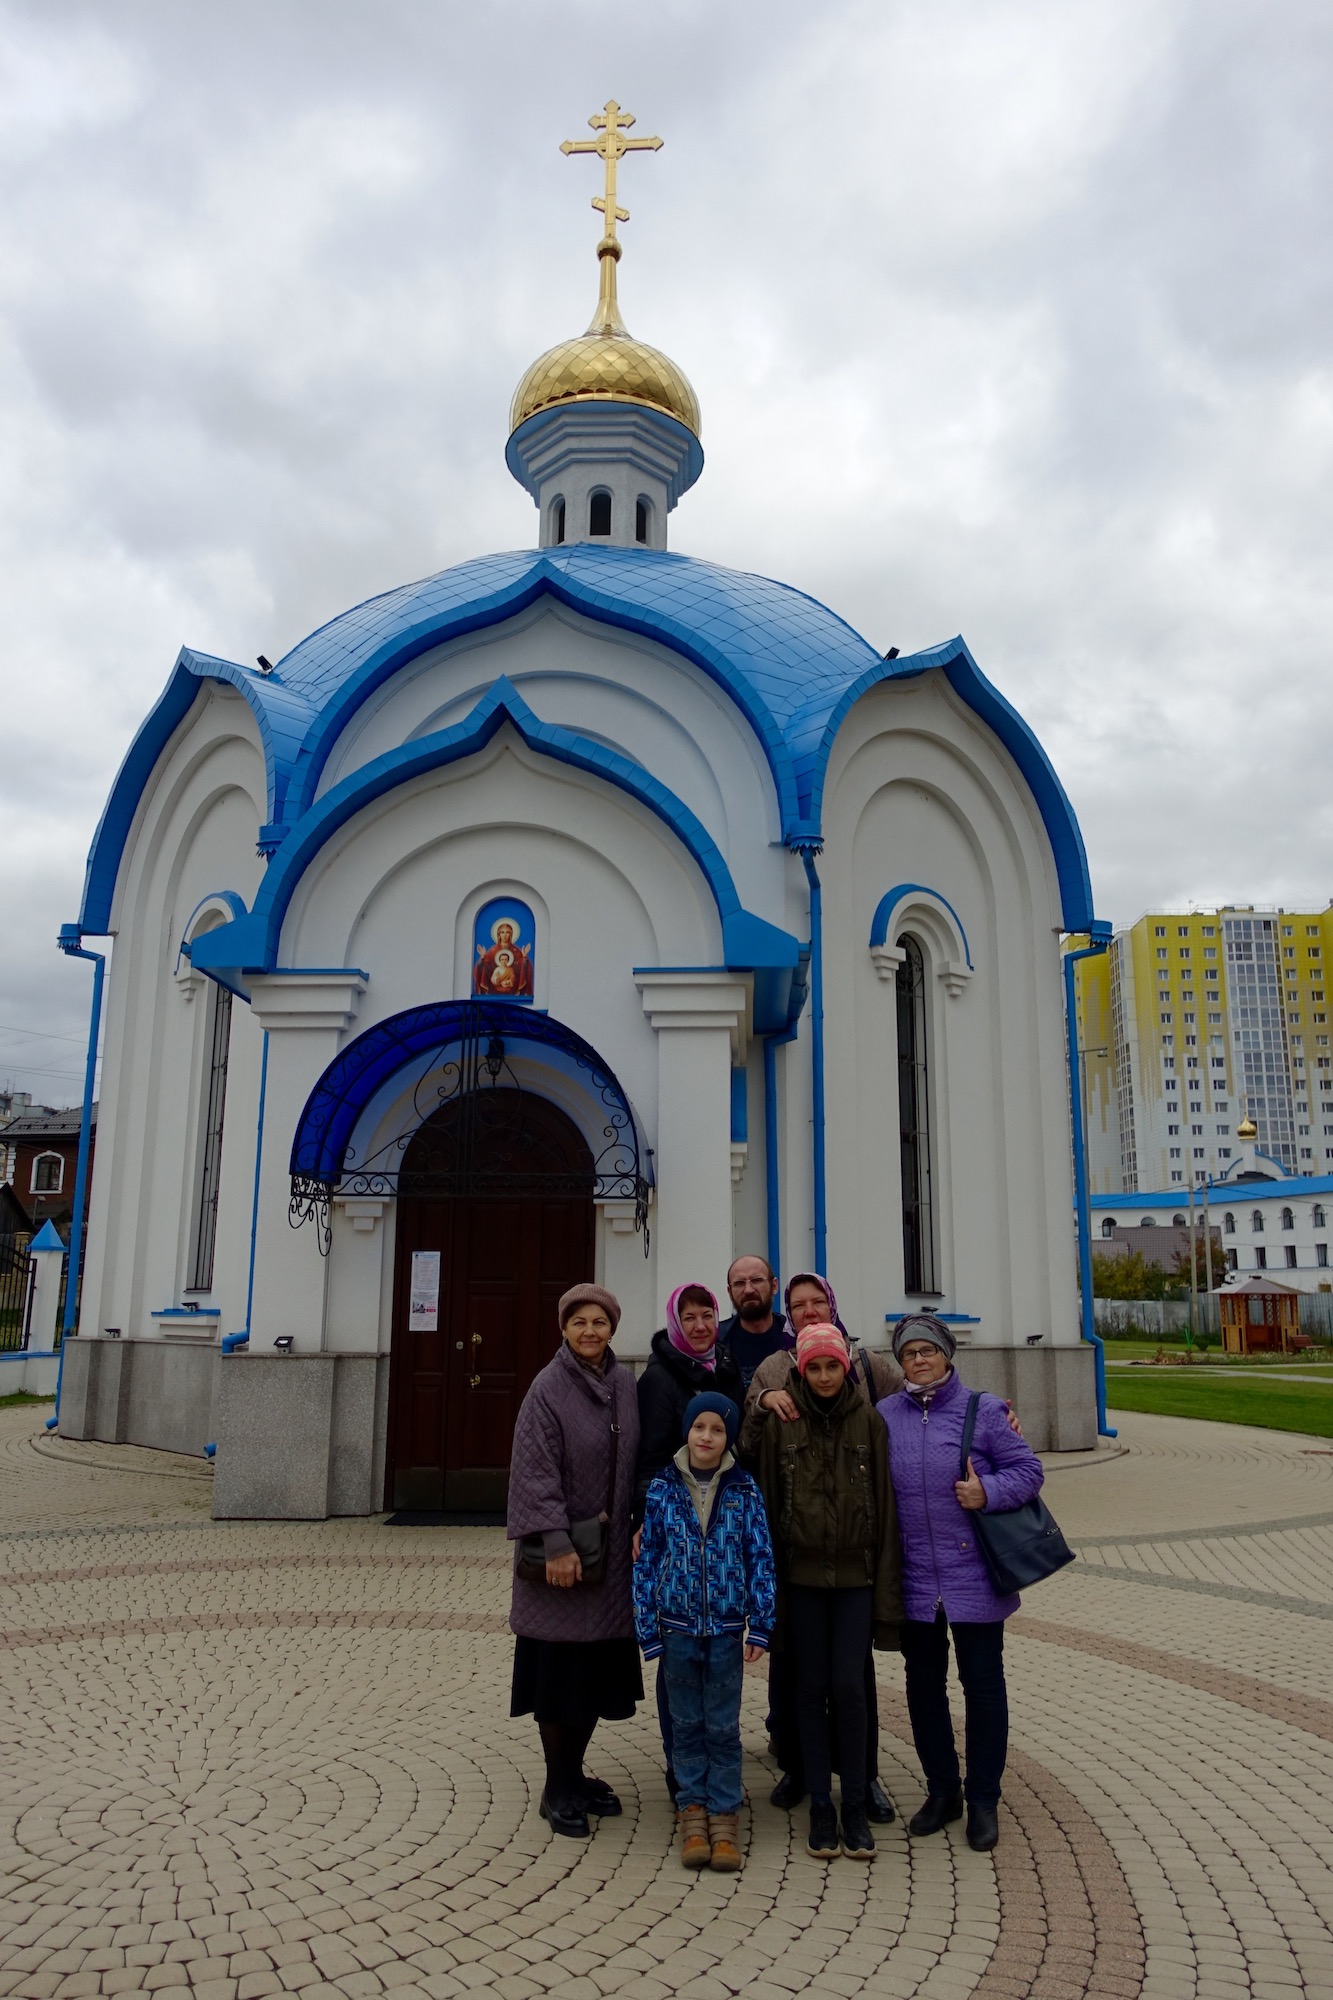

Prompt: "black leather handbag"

[516,1416,621,1587]
[959,1393,1075,1594]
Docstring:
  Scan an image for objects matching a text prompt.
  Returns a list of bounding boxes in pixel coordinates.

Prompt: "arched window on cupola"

[635,497,650,545]
[895,935,937,1295]
[552,497,566,545]
[588,490,612,537]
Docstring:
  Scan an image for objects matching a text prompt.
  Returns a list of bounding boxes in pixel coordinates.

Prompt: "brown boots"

[678,1804,711,1867]
[708,1812,741,1871]
[678,1804,743,1871]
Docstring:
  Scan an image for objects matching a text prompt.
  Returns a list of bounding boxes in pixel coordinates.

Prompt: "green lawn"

[1105,1369,1333,1438]
[0,1391,55,1410]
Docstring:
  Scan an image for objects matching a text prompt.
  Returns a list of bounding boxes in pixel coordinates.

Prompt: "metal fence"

[0,1235,36,1352]
[1094,1293,1333,1344]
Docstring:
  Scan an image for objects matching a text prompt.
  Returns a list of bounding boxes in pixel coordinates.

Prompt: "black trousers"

[901,1608,1008,1807]
[785,1584,874,1808]
[769,1637,881,1786]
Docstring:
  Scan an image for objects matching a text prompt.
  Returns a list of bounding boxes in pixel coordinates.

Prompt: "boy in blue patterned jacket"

[633,1389,777,1872]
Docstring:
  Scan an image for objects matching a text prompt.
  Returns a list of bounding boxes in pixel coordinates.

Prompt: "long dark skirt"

[510,1636,643,1726]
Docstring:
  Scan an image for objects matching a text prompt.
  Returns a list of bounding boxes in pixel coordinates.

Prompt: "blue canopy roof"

[75,544,1094,938]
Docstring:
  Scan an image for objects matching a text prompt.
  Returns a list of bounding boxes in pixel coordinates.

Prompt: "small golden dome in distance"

[1237,1115,1258,1140]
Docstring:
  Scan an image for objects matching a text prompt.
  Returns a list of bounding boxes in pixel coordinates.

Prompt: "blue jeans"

[660,1632,745,1813]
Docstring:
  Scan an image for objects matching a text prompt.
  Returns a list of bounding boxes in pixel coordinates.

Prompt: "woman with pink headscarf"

[633,1281,745,1801]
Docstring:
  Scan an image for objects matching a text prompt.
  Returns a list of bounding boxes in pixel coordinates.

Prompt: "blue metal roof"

[76,544,1094,939]
[1093,1175,1333,1208]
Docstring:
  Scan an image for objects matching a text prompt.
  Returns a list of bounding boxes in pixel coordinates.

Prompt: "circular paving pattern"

[4,1408,1333,1999]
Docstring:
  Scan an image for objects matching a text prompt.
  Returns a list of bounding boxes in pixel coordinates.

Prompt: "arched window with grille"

[1281,1207,1294,1230]
[31,1152,63,1194]
[1224,1211,1236,1234]
[188,980,233,1291]
[895,935,937,1294]
[1314,1204,1327,1229]
[1101,1217,1117,1238]
[1251,1210,1265,1233]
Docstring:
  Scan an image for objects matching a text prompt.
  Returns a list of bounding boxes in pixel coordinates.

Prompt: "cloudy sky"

[1,0,1329,1102]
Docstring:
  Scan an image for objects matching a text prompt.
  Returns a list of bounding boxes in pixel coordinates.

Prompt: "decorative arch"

[869,883,973,998]
[288,998,652,1251]
[177,890,250,973]
[189,677,799,1000]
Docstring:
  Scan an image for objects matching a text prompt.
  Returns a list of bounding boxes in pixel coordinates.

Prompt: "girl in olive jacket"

[754,1324,902,1863]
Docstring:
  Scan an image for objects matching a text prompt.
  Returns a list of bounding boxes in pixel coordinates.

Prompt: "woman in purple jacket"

[877,1314,1045,1854]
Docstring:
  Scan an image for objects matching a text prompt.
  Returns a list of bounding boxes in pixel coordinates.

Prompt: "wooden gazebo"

[1217,1275,1302,1356]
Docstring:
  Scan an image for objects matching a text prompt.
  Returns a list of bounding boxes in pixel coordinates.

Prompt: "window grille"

[189,984,232,1291]
[896,936,937,1294]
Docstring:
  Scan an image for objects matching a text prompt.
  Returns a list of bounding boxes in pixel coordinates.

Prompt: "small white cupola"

[504,99,703,552]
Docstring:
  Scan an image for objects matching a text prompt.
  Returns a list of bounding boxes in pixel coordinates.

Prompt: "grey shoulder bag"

[959,1392,1074,1594]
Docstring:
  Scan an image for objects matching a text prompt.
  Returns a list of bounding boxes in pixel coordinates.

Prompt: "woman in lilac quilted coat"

[508,1283,642,1840]
[877,1314,1045,1856]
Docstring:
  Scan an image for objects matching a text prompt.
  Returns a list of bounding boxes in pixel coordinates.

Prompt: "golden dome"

[1237,1115,1258,1140]
[510,327,701,438]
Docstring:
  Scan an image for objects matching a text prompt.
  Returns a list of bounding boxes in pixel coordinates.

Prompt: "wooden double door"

[386,1091,595,1512]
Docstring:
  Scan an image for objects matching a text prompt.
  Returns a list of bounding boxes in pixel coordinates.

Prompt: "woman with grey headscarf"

[877,1314,1045,1855]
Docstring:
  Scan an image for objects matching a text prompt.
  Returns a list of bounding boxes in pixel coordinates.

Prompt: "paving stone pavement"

[4,1404,1333,1999]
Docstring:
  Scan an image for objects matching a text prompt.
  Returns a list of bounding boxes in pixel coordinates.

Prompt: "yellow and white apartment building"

[1073,907,1333,1194]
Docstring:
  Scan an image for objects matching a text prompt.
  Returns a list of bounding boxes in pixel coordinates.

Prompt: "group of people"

[506,1254,1045,1872]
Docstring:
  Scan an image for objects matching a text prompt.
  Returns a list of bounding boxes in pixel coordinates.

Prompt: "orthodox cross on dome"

[560,99,662,337]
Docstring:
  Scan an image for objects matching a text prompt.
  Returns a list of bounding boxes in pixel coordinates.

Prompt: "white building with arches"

[57,160,1100,1514]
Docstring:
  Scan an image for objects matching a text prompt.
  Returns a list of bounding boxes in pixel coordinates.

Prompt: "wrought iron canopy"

[288,999,650,1253]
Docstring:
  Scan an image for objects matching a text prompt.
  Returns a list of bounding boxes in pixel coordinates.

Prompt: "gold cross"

[560,100,662,255]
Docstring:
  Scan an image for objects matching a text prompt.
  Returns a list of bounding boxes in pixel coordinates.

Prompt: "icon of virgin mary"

[474,916,534,998]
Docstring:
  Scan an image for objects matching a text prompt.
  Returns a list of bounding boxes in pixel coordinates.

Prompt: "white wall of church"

[79,689,267,1350]
[819,674,1079,1353]
[315,605,788,926]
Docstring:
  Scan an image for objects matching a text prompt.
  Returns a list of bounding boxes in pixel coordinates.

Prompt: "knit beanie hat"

[794,1323,850,1377]
[682,1390,740,1448]
[891,1313,956,1362]
[557,1283,622,1333]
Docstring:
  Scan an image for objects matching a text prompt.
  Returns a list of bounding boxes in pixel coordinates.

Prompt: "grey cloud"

[0,0,1329,1098]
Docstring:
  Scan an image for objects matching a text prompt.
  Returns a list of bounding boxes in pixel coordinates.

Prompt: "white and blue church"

[57,107,1103,1514]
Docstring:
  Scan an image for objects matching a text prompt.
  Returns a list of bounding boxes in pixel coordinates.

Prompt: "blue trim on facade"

[869,883,974,967]
[78,650,314,935]
[189,678,801,997]
[730,1065,749,1146]
[77,551,1094,948]
[788,637,1095,932]
[178,892,251,968]
[884,1311,981,1324]
[289,999,648,1187]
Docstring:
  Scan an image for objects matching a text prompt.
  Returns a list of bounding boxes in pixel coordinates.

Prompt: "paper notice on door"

[409,1251,441,1331]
